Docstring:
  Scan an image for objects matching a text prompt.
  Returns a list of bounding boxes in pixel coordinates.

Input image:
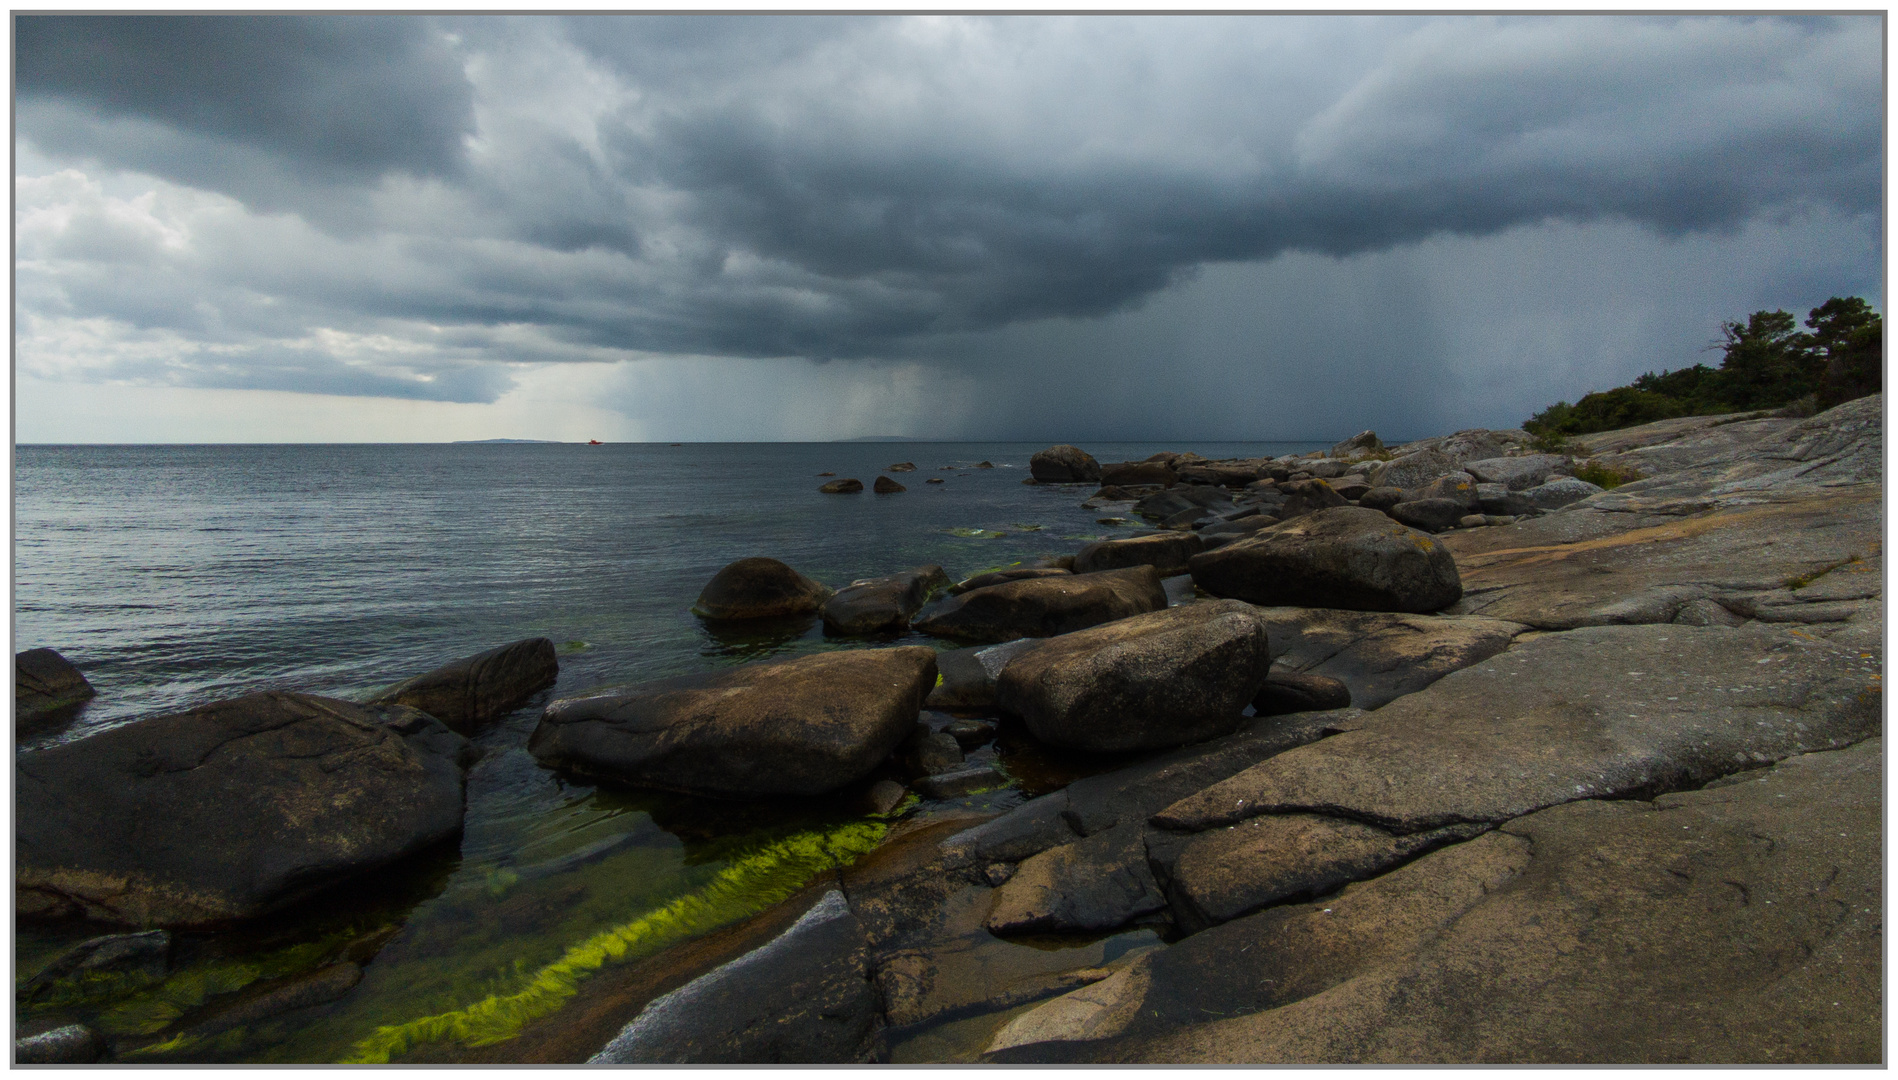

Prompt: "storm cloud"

[13,14,1882,438]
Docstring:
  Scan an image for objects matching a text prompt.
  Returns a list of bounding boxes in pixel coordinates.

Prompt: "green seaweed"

[943,527,1007,539]
[339,820,888,1062]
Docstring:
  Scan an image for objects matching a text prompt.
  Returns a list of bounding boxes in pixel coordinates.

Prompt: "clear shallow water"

[13,440,1321,1062]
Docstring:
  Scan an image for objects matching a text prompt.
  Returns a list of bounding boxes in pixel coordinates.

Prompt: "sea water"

[12,440,1321,1062]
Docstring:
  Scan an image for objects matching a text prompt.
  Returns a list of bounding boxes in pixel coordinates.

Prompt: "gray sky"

[14,14,1882,443]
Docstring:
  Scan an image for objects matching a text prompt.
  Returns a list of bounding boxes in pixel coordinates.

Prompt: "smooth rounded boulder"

[17,693,474,927]
[528,647,938,798]
[693,558,833,621]
[1188,506,1463,614]
[873,476,907,494]
[821,566,949,635]
[1387,497,1469,534]
[366,637,559,734]
[16,648,96,723]
[1029,445,1102,483]
[1072,532,1203,577]
[911,566,1167,644]
[995,600,1273,753]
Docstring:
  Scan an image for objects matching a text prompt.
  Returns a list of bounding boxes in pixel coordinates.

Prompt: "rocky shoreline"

[15,395,1882,1064]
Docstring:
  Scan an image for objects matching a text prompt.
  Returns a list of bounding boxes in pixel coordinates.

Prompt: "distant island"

[452,438,563,444]
[842,435,930,442]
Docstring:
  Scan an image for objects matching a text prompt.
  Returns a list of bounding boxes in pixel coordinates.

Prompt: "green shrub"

[1523,297,1880,438]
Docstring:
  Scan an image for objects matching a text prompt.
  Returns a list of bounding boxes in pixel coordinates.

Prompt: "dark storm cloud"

[16,15,474,200]
[13,13,1884,411]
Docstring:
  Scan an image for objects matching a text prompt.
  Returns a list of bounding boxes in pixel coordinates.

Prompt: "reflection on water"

[14,440,1323,1062]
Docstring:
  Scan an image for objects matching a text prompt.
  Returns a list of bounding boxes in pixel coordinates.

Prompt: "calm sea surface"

[13,440,1321,1062]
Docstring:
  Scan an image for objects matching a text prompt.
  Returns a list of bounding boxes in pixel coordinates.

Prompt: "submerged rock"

[694,557,833,621]
[912,566,1167,644]
[1189,506,1463,614]
[819,479,865,494]
[22,929,172,1003]
[995,600,1272,753]
[15,1024,103,1065]
[17,693,473,927]
[821,566,948,636]
[16,647,96,722]
[529,647,937,798]
[366,637,559,734]
[1030,445,1102,483]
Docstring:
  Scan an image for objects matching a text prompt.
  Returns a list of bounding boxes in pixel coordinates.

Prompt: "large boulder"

[17,693,474,927]
[1189,507,1463,614]
[1030,445,1102,483]
[819,479,864,494]
[1365,449,1458,491]
[1462,454,1569,490]
[528,647,937,798]
[366,637,559,734]
[995,599,1272,753]
[1073,532,1204,577]
[1387,497,1469,533]
[1274,479,1348,521]
[1520,476,1604,509]
[820,566,949,636]
[873,476,907,494]
[693,557,833,621]
[16,648,96,723]
[1328,430,1384,459]
[1100,461,1176,487]
[912,566,1167,644]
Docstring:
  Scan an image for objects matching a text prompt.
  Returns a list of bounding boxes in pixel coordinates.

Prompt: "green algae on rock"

[340,820,889,1063]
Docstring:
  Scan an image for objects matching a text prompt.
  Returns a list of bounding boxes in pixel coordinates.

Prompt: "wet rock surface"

[366,636,559,734]
[529,647,937,797]
[912,566,1167,644]
[17,693,473,926]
